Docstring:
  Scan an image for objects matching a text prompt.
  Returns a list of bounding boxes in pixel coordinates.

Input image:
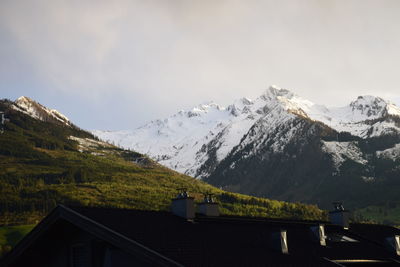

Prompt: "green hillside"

[0,98,325,228]
[0,225,34,258]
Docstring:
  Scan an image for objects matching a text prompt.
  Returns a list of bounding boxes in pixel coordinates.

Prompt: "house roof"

[350,223,400,248]
[69,206,332,266]
[1,205,183,267]
[3,205,400,266]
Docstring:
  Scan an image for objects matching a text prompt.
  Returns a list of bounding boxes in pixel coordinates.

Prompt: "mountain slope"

[12,96,72,126]
[95,86,400,178]
[94,86,400,223]
[0,97,324,226]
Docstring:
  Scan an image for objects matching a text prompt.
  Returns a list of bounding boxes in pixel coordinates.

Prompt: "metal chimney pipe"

[197,193,220,217]
[329,202,350,229]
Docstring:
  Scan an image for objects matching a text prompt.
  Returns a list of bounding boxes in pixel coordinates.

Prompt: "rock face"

[94,86,400,209]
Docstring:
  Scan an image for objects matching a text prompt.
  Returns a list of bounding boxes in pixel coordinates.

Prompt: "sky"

[1,0,400,130]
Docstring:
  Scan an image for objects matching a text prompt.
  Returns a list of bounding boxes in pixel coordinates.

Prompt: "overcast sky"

[1,0,400,130]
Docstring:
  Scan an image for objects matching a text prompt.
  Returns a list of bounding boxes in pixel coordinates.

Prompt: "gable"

[1,206,182,267]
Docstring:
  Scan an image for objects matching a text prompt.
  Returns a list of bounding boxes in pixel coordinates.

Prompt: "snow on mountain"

[321,141,368,170]
[93,86,400,178]
[94,99,260,177]
[307,96,400,138]
[256,88,400,138]
[69,136,114,153]
[12,96,71,126]
[376,143,400,161]
[94,86,304,177]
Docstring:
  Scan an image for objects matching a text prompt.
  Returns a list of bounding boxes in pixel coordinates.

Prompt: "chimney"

[270,230,289,254]
[310,224,326,246]
[171,188,195,220]
[197,193,220,217]
[385,235,400,256]
[329,202,350,229]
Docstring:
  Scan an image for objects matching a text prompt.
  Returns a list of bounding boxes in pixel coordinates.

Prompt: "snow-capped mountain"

[94,86,400,177]
[94,86,400,209]
[300,95,400,137]
[12,96,71,126]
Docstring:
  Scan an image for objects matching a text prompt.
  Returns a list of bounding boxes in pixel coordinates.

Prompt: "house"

[2,192,400,266]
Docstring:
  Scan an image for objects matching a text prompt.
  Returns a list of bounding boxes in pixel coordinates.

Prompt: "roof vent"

[270,230,289,254]
[329,202,350,229]
[385,235,400,256]
[310,224,326,246]
[197,193,220,217]
[171,188,195,220]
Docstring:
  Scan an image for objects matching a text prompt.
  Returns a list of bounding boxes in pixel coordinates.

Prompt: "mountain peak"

[16,96,33,103]
[12,96,71,126]
[260,85,295,101]
[227,97,253,116]
[350,95,386,107]
[349,95,394,119]
[193,102,223,112]
[184,102,225,118]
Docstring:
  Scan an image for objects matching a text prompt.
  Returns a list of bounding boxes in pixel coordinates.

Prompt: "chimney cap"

[331,202,346,212]
[202,193,217,203]
[175,188,191,199]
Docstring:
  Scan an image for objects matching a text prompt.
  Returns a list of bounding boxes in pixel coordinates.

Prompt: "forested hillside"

[0,98,325,227]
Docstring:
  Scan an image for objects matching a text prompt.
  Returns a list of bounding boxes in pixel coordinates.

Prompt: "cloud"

[1,0,399,129]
